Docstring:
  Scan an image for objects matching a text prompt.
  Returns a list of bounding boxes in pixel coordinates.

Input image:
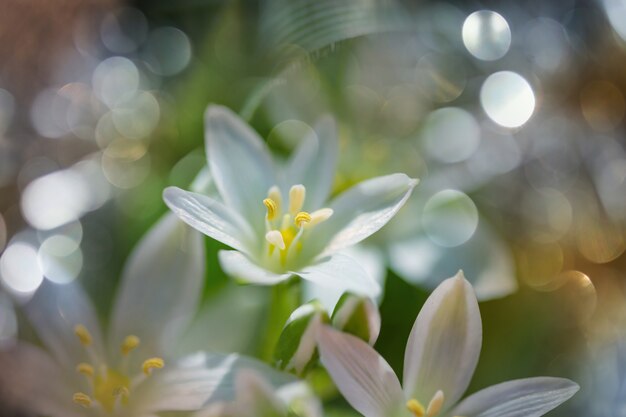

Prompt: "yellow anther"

[73,392,92,408]
[121,335,140,355]
[309,208,333,226]
[142,357,164,375]
[407,399,425,417]
[113,386,130,399]
[76,363,94,377]
[426,390,445,417]
[263,198,278,221]
[294,211,312,227]
[265,230,286,250]
[289,184,306,215]
[74,324,92,346]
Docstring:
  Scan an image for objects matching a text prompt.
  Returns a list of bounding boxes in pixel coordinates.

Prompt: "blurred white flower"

[0,214,293,416]
[194,369,323,417]
[317,271,579,417]
[164,105,417,299]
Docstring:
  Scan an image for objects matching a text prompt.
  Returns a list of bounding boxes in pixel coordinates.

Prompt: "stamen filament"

[73,392,92,408]
[426,390,445,417]
[266,230,286,250]
[289,184,306,215]
[407,399,425,417]
[142,357,164,375]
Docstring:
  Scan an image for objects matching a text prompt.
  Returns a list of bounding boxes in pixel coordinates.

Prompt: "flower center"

[72,325,164,414]
[262,184,333,268]
[407,390,445,417]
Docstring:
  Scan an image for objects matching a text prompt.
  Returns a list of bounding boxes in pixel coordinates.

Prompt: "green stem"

[259,276,302,362]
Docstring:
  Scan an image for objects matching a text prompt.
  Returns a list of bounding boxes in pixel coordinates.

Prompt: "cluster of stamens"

[71,324,164,414]
[262,184,333,267]
[406,390,445,417]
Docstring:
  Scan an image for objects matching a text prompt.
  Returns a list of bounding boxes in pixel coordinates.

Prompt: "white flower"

[194,369,323,417]
[317,271,579,417]
[0,214,292,417]
[163,105,417,299]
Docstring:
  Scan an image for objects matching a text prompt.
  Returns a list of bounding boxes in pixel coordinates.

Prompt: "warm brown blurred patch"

[0,0,118,106]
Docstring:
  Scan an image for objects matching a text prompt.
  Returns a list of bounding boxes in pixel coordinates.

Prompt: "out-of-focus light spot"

[21,170,90,230]
[415,53,466,103]
[381,86,424,136]
[0,242,44,295]
[92,57,140,108]
[0,292,16,346]
[38,235,83,284]
[112,91,160,139]
[101,7,148,54]
[143,27,192,76]
[422,190,478,247]
[267,119,315,150]
[37,220,83,249]
[522,188,573,243]
[102,140,151,189]
[468,129,521,176]
[422,107,480,163]
[346,85,383,125]
[0,88,15,135]
[595,156,626,221]
[524,18,570,73]
[603,0,626,42]
[580,80,625,132]
[576,217,625,264]
[518,242,564,289]
[30,88,72,138]
[462,10,511,61]
[481,71,535,128]
[551,270,597,325]
[59,82,100,141]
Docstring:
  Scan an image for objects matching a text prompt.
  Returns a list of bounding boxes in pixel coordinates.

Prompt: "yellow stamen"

[309,208,333,226]
[294,211,312,227]
[142,357,164,375]
[289,184,306,215]
[74,324,92,346]
[268,186,282,209]
[426,390,445,417]
[76,363,94,377]
[407,399,425,417]
[121,335,140,355]
[113,386,130,399]
[73,392,92,408]
[266,230,286,250]
[263,198,278,221]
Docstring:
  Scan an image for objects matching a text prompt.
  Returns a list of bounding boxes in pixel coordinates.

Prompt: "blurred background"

[1,0,626,415]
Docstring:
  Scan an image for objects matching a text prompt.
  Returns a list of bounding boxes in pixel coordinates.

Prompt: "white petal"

[302,245,386,312]
[219,250,292,284]
[23,280,104,369]
[403,271,481,410]
[235,369,287,416]
[388,224,517,301]
[307,173,418,257]
[297,253,381,300]
[284,116,338,210]
[448,377,579,417]
[205,105,277,235]
[0,342,82,417]
[317,326,404,417]
[164,186,256,254]
[136,352,295,412]
[109,213,205,363]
